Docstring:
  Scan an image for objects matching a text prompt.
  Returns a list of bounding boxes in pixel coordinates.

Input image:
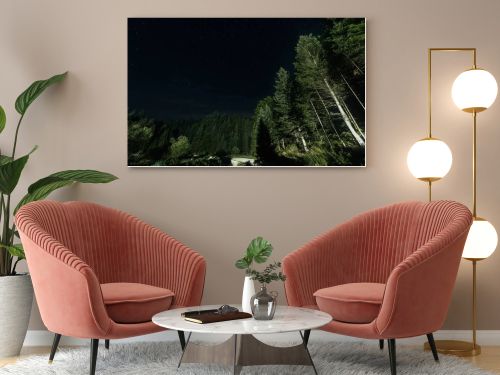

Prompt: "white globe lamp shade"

[462,218,498,259]
[452,69,498,113]
[407,138,453,181]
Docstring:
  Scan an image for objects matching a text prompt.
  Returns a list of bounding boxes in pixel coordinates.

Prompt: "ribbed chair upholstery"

[16,200,206,375]
[283,200,472,375]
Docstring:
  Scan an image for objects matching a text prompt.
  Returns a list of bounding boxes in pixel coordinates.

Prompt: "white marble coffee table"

[153,305,332,374]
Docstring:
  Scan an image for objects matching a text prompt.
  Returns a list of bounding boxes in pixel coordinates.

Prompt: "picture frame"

[128,18,366,167]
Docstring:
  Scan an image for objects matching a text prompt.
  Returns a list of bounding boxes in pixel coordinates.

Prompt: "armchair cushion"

[102,283,174,324]
[314,283,385,324]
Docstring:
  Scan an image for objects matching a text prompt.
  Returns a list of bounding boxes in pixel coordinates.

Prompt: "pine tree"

[322,19,366,136]
[255,119,279,166]
[272,68,294,151]
[252,97,274,156]
[294,34,364,147]
[293,35,333,152]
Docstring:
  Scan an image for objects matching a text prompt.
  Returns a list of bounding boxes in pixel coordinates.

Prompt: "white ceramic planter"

[0,274,33,358]
[241,275,255,313]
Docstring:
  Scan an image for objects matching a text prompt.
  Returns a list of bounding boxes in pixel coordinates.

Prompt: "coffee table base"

[178,331,317,374]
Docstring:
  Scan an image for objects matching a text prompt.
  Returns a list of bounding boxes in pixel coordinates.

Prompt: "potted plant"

[235,237,273,313]
[235,237,286,318]
[0,72,117,358]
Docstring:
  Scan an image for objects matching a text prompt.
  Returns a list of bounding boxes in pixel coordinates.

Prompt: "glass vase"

[250,285,278,320]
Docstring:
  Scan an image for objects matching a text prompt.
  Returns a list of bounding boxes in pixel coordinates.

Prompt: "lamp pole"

[423,47,484,357]
[469,108,479,352]
[424,48,476,203]
[462,109,487,355]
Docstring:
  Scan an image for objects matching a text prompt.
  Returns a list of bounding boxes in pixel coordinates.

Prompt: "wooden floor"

[0,346,53,367]
[465,346,500,373]
[1,345,500,372]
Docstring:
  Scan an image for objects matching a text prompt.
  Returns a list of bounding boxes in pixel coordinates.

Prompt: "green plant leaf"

[235,258,250,269]
[0,105,5,134]
[15,72,67,115]
[0,244,24,259]
[0,152,31,194]
[14,169,117,213]
[254,253,271,263]
[0,155,13,165]
[17,179,73,212]
[39,169,117,186]
[246,237,273,264]
[26,176,69,194]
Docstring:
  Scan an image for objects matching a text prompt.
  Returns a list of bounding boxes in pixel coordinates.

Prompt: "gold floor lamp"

[407,48,498,356]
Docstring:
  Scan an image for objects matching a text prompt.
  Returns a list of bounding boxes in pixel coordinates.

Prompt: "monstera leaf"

[235,258,251,269]
[235,236,274,269]
[15,72,67,115]
[246,236,273,263]
[15,169,117,213]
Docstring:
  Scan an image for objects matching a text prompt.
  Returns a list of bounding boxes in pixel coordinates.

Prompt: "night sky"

[128,18,326,120]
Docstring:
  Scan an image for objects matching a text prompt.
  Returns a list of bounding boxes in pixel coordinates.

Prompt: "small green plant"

[248,261,286,285]
[235,237,286,284]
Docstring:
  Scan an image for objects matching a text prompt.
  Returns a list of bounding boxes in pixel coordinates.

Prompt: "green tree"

[255,119,279,166]
[322,19,366,138]
[294,34,364,148]
[293,35,329,151]
[128,112,156,165]
[323,19,365,74]
[252,97,274,156]
[169,135,191,161]
[272,68,294,151]
[187,113,253,156]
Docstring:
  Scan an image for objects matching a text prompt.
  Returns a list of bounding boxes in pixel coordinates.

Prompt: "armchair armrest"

[17,230,111,339]
[124,218,206,307]
[376,227,471,338]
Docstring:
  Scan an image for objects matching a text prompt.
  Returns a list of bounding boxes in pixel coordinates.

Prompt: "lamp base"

[423,340,481,357]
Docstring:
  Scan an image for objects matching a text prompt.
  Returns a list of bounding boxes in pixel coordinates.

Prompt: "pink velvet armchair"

[16,200,206,375]
[283,200,472,375]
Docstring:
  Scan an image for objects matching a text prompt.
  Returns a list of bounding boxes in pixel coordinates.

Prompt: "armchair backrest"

[345,200,469,284]
[16,200,132,283]
[283,200,472,308]
[341,201,422,284]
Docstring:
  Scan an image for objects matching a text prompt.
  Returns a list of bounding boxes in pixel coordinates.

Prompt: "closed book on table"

[183,311,252,324]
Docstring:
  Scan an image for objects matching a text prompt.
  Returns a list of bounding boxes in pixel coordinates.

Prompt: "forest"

[128,19,365,167]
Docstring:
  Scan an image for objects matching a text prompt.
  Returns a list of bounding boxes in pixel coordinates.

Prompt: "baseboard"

[23,329,500,347]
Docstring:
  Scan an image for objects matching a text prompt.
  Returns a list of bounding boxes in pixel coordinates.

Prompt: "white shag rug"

[0,341,494,374]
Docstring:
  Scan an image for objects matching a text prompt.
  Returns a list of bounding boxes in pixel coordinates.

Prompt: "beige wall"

[1,0,500,331]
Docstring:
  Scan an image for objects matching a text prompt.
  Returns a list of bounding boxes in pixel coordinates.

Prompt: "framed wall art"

[128,18,366,167]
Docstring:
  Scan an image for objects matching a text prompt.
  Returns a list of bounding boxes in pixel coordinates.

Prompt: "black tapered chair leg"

[105,339,110,350]
[90,339,99,375]
[426,333,439,362]
[303,329,311,347]
[177,330,186,350]
[388,339,396,375]
[48,333,62,363]
[379,339,384,350]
